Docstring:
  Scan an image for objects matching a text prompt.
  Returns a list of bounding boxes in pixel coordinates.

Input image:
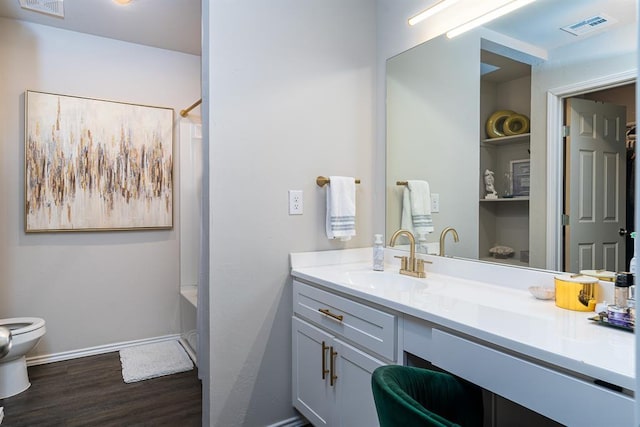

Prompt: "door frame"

[545,69,637,271]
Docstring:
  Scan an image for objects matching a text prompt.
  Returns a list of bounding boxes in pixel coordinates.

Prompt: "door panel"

[565,98,627,272]
[292,317,333,426]
[333,339,385,427]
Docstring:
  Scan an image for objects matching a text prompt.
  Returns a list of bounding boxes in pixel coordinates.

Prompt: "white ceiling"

[485,0,636,52]
[0,0,201,55]
[0,0,634,57]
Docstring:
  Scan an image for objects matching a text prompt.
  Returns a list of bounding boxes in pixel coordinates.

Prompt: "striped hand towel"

[326,176,356,241]
[400,180,433,240]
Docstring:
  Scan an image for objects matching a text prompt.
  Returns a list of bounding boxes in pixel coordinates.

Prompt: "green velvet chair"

[371,365,484,427]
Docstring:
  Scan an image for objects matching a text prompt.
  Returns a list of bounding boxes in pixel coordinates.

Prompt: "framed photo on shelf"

[25,90,174,232]
[510,159,530,197]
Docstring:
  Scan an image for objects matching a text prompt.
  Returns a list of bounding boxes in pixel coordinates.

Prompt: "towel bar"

[316,176,361,187]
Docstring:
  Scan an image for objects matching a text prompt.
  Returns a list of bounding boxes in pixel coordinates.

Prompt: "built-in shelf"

[479,50,531,270]
[480,197,529,202]
[180,286,198,308]
[481,133,530,146]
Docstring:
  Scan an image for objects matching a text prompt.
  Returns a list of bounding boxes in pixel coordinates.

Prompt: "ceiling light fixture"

[113,0,132,4]
[446,0,536,38]
[408,0,460,26]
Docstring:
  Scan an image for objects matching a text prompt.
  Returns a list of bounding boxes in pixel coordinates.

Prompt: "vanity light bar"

[408,0,460,26]
[446,0,536,38]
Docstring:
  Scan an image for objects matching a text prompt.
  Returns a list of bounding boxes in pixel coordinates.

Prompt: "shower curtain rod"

[180,98,202,117]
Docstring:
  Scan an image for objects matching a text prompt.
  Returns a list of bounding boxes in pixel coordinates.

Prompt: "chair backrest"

[371,365,483,427]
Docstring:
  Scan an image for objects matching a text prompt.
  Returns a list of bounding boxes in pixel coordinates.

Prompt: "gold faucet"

[439,227,459,256]
[389,229,428,278]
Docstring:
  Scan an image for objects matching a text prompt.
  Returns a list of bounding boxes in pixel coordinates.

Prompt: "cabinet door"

[292,317,334,426]
[333,338,386,427]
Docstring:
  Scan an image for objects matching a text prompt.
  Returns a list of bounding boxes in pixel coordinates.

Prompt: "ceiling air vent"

[561,14,616,36]
[19,0,64,18]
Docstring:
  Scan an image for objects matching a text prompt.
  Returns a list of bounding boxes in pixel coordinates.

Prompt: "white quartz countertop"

[290,248,635,391]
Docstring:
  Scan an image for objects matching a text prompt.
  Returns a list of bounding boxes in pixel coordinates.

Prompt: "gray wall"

[378,2,637,271]
[529,24,637,268]
[0,18,201,356]
[204,1,377,425]
[386,34,480,258]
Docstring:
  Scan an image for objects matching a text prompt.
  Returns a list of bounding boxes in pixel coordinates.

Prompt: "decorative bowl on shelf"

[528,286,555,300]
[489,245,514,259]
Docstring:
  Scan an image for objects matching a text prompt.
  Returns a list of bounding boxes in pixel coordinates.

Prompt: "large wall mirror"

[386,0,637,273]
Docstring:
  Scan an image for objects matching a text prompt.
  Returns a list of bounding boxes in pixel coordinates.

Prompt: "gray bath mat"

[119,340,194,383]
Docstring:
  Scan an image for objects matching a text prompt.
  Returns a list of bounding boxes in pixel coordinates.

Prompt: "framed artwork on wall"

[25,90,174,232]
[510,159,530,197]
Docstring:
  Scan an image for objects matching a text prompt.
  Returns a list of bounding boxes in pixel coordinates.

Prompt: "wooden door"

[565,98,627,272]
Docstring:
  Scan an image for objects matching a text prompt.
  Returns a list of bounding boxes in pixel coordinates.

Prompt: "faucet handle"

[394,255,408,270]
[416,259,432,277]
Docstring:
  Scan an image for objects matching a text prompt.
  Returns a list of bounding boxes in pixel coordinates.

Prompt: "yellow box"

[554,275,599,312]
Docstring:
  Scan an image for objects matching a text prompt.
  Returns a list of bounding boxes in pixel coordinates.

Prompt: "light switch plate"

[431,193,440,213]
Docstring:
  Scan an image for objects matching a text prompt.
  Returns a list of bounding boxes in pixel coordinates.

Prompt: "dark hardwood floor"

[0,351,202,426]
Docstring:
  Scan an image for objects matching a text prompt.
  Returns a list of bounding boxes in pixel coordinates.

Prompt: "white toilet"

[0,317,46,399]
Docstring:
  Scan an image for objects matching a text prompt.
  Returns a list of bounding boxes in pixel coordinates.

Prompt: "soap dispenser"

[373,234,384,271]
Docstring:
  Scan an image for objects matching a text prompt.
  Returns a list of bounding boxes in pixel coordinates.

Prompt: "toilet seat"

[0,317,46,398]
[0,318,45,336]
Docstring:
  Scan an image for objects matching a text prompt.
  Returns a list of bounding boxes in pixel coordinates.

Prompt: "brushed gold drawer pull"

[319,308,344,322]
[321,341,329,380]
[329,346,338,386]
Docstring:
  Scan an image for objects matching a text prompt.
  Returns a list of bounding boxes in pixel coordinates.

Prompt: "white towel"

[401,180,433,241]
[326,176,356,241]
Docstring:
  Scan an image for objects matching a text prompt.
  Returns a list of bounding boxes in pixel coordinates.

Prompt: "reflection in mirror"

[564,87,636,273]
[385,0,637,272]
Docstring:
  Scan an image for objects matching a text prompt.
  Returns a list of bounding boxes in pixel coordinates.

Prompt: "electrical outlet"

[431,193,440,213]
[289,190,303,215]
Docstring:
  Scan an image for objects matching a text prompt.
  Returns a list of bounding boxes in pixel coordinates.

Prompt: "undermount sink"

[341,269,433,292]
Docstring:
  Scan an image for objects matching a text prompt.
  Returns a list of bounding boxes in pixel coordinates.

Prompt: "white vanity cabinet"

[403,313,635,426]
[290,250,635,427]
[292,280,397,426]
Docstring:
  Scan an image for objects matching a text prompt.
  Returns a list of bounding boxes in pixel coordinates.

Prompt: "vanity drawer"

[431,329,634,427]
[293,280,396,361]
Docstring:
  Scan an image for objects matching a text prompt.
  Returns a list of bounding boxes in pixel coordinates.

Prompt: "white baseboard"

[266,415,308,427]
[26,334,182,366]
[179,337,197,366]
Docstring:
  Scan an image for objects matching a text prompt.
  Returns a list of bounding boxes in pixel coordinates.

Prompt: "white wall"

[0,18,201,356]
[204,1,377,425]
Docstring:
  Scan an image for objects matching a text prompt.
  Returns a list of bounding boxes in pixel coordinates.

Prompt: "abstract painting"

[25,90,174,232]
